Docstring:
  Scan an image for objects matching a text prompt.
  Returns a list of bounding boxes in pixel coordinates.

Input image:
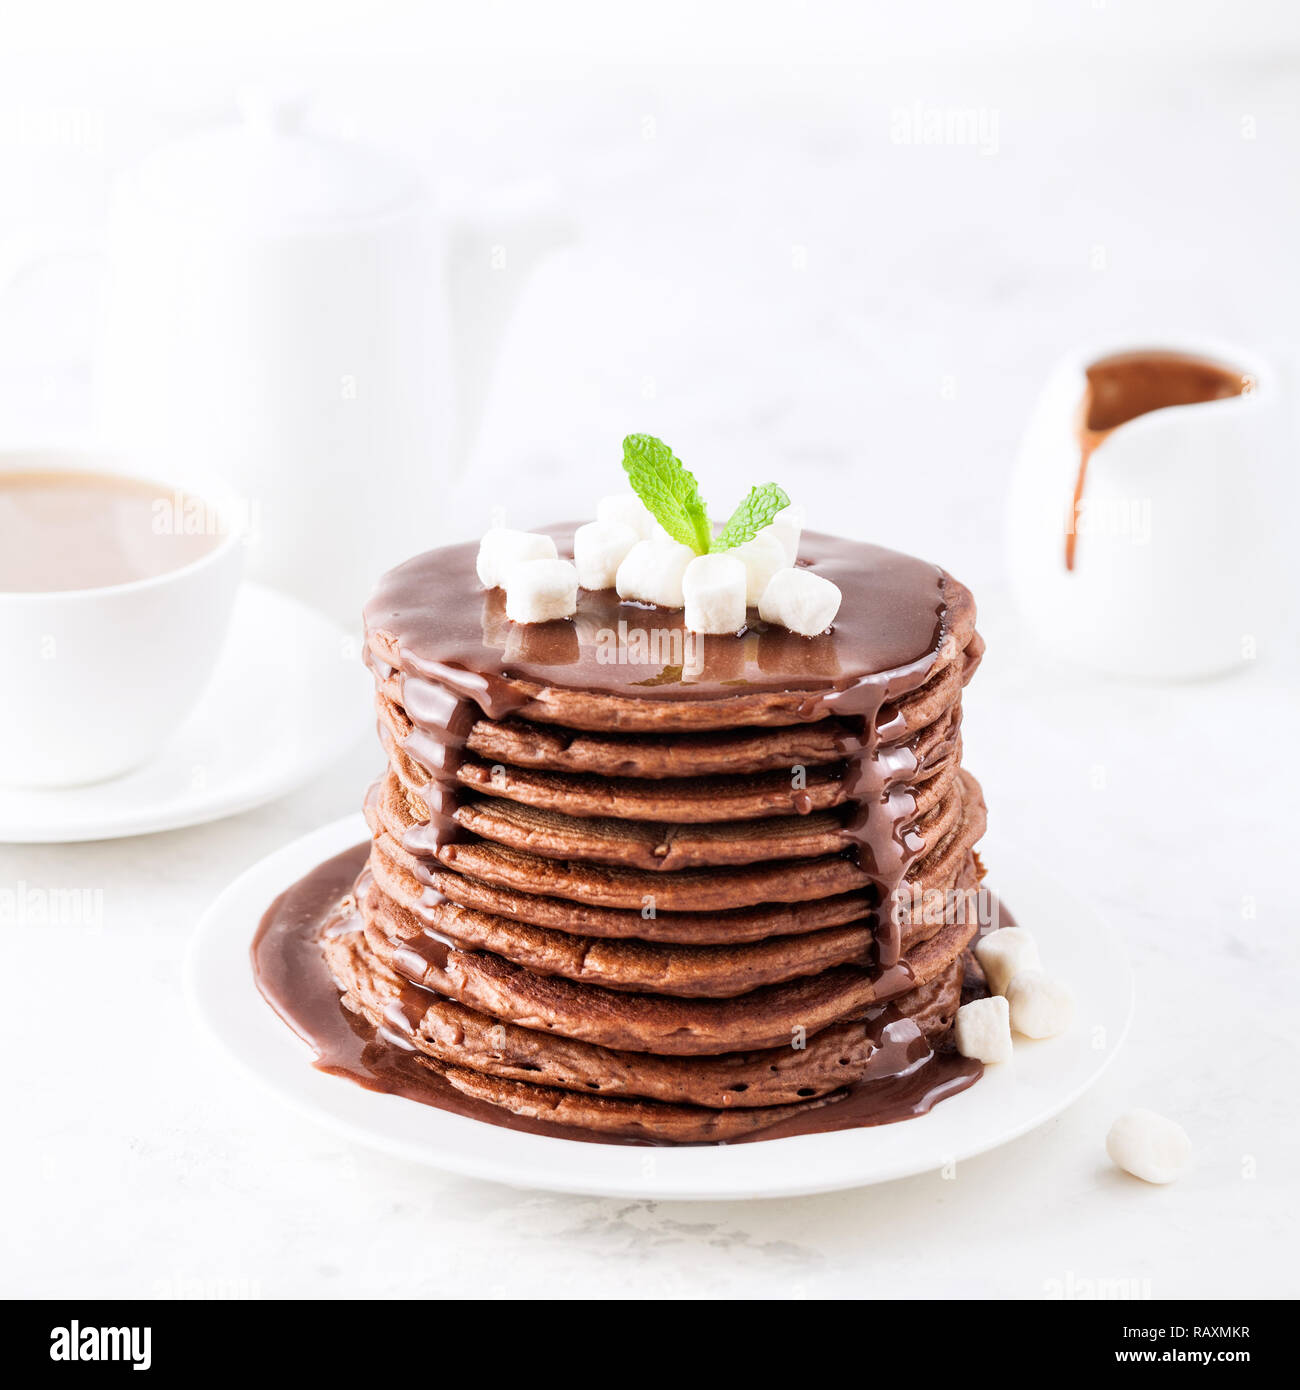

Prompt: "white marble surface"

[1,45,1298,1299]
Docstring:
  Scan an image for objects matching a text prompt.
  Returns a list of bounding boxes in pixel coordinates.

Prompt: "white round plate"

[0,584,370,843]
[188,813,1134,1199]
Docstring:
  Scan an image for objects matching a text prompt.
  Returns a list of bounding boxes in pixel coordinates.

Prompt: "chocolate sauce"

[251,844,551,1129]
[389,678,479,850]
[251,843,984,1146]
[366,527,946,704]
[1066,350,1248,571]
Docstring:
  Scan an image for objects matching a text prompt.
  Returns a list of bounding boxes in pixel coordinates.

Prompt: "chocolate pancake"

[383,719,847,819]
[431,1063,832,1143]
[434,793,851,869]
[374,668,967,783]
[363,529,980,735]
[443,775,961,871]
[366,828,877,944]
[255,524,994,1143]
[422,707,861,777]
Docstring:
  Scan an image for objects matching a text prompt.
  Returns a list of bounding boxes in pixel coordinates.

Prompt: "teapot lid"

[117,89,423,234]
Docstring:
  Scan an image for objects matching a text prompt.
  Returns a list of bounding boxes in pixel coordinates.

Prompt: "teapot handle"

[439,177,575,476]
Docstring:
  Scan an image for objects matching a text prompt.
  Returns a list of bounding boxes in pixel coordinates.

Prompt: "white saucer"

[187,813,1134,1200]
[0,584,370,843]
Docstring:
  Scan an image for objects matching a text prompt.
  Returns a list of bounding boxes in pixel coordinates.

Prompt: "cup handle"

[0,222,104,297]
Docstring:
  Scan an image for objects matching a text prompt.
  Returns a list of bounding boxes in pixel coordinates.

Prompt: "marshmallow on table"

[503,557,579,623]
[1005,969,1073,1038]
[953,995,1013,1064]
[682,552,747,635]
[758,567,842,636]
[596,492,660,541]
[476,528,557,588]
[1106,1110,1192,1185]
[734,532,787,605]
[574,520,638,590]
[762,502,805,566]
[975,927,1042,997]
[615,538,696,609]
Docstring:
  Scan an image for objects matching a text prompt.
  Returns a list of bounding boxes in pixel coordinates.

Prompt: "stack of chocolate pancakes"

[267,525,991,1145]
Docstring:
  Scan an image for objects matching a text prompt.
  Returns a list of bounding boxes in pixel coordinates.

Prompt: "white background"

[1,1,1297,1299]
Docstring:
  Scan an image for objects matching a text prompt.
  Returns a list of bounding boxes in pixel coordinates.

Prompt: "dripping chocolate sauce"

[252,843,984,1146]
[1066,349,1249,572]
[251,527,985,1144]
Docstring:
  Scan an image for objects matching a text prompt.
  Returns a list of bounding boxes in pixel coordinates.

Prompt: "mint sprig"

[620,434,791,556]
[711,482,790,552]
[621,434,713,554]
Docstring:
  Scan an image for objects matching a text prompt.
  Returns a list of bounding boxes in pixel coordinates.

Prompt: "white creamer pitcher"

[1006,339,1285,680]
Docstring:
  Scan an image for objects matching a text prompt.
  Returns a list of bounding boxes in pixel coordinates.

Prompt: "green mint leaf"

[711,483,791,551]
[621,434,713,555]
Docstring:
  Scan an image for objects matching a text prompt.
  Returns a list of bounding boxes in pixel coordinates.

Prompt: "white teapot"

[32,92,567,626]
[1006,339,1286,680]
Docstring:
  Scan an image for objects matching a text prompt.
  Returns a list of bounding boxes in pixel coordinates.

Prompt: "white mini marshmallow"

[758,567,842,636]
[573,520,638,590]
[1106,1110,1192,1185]
[596,492,660,540]
[975,927,1042,997]
[762,502,805,565]
[1005,969,1073,1038]
[503,557,578,624]
[476,528,557,589]
[615,538,696,609]
[734,532,787,605]
[953,995,1013,1064]
[682,552,747,635]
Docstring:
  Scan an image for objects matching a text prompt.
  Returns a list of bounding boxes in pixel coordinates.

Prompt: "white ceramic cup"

[0,450,244,787]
